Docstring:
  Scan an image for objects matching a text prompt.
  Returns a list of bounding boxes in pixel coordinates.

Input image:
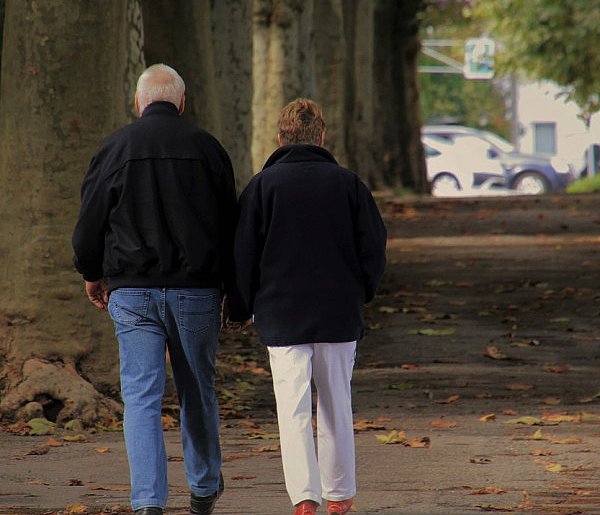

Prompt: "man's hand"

[85,280,108,310]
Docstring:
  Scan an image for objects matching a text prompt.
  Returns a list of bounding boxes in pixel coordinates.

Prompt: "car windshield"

[479,130,514,153]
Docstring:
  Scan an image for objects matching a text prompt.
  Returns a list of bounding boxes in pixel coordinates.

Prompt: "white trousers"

[268,341,357,506]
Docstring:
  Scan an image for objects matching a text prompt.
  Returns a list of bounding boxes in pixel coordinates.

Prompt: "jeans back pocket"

[178,293,218,334]
[108,290,150,326]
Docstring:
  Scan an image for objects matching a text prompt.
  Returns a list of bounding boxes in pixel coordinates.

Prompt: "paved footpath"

[2,194,600,515]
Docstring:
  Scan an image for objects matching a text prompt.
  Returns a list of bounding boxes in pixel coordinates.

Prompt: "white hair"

[135,64,185,112]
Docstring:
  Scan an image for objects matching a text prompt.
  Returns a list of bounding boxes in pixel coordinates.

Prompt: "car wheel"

[431,173,461,197]
[513,172,548,195]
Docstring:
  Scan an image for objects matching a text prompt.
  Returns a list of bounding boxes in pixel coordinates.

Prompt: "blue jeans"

[108,287,222,510]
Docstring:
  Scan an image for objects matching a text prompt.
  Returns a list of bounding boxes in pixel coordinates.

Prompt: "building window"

[533,122,556,155]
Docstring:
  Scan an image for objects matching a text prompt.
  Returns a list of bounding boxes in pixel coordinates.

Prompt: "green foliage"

[419,0,510,137]
[474,0,600,123]
[567,174,600,194]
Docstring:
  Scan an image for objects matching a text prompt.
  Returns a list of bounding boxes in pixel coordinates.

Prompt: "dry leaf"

[400,363,421,371]
[378,306,398,314]
[353,419,387,432]
[545,364,571,373]
[94,447,110,453]
[505,417,550,426]
[530,449,554,456]
[480,413,496,422]
[505,383,533,391]
[430,420,457,429]
[471,486,506,495]
[548,437,583,445]
[543,397,561,405]
[485,346,512,360]
[542,413,579,423]
[545,462,565,473]
[68,478,84,486]
[161,414,177,430]
[63,434,87,442]
[470,456,493,464]
[437,394,460,404]
[88,485,130,491]
[46,438,63,447]
[257,445,280,452]
[65,504,88,514]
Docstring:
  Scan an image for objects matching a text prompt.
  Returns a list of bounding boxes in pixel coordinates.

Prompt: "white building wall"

[516,80,599,171]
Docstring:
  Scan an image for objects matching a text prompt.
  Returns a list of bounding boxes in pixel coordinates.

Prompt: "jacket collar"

[262,144,338,170]
[141,101,180,118]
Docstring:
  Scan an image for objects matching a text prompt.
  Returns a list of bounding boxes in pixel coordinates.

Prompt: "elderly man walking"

[233,98,387,515]
[72,64,245,515]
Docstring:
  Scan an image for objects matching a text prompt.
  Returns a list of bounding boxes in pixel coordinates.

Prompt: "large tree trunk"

[373,0,427,192]
[0,0,144,425]
[210,0,254,190]
[142,0,253,190]
[311,0,349,166]
[251,0,315,171]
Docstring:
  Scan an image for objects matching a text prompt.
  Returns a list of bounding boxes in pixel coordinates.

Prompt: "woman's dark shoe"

[190,473,224,515]
[134,508,163,515]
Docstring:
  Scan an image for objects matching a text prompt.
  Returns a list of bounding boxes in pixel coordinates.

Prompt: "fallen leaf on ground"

[505,383,533,391]
[353,419,387,432]
[470,486,506,495]
[257,445,280,452]
[548,437,583,444]
[436,394,460,404]
[248,432,280,440]
[505,417,553,426]
[545,364,571,373]
[513,428,545,441]
[430,420,457,429]
[400,363,421,371]
[475,504,513,512]
[378,306,398,314]
[376,430,405,444]
[542,413,579,423]
[580,412,600,422]
[469,456,493,464]
[409,327,456,336]
[545,462,565,473]
[530,449,554,456]
[25,444,50,456]
[68,478,84,486]
[95,447,110,453]
[63,434,87,442]
[88,485,130,491]
[480,414,496,422]
[543,397,561,405]
[46,438,63,447]
[65,504,88,514]
[161,414,177,430]
[27,418,55,436]
[484,346,513,360]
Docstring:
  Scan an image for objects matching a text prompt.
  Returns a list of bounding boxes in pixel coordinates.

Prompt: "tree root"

[0,358,122,426]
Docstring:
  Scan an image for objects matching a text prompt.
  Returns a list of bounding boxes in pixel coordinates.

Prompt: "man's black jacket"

[233,144,387,346]
[72,102,246,319]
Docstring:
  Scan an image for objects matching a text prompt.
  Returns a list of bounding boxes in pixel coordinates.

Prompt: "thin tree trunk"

[0,0,143,424]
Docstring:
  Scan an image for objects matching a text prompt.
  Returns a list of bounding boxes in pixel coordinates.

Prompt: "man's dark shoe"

[134,508,163,515]
[190,472,224,515]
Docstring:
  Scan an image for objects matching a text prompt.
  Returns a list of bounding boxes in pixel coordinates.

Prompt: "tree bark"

[142,0,253,190]
[251,0,314,171]
[0,0,144,424]
[373,0,427,192]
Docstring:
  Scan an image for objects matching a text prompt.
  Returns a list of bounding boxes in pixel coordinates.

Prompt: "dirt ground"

[1,192,600,515]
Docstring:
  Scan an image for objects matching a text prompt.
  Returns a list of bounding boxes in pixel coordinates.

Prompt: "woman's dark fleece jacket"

[233,144,387,346]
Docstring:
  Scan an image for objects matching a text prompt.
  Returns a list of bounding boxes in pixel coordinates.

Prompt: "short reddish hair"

[277,98,326,146]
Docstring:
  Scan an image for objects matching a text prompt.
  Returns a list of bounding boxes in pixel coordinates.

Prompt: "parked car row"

[422,125,577,197]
